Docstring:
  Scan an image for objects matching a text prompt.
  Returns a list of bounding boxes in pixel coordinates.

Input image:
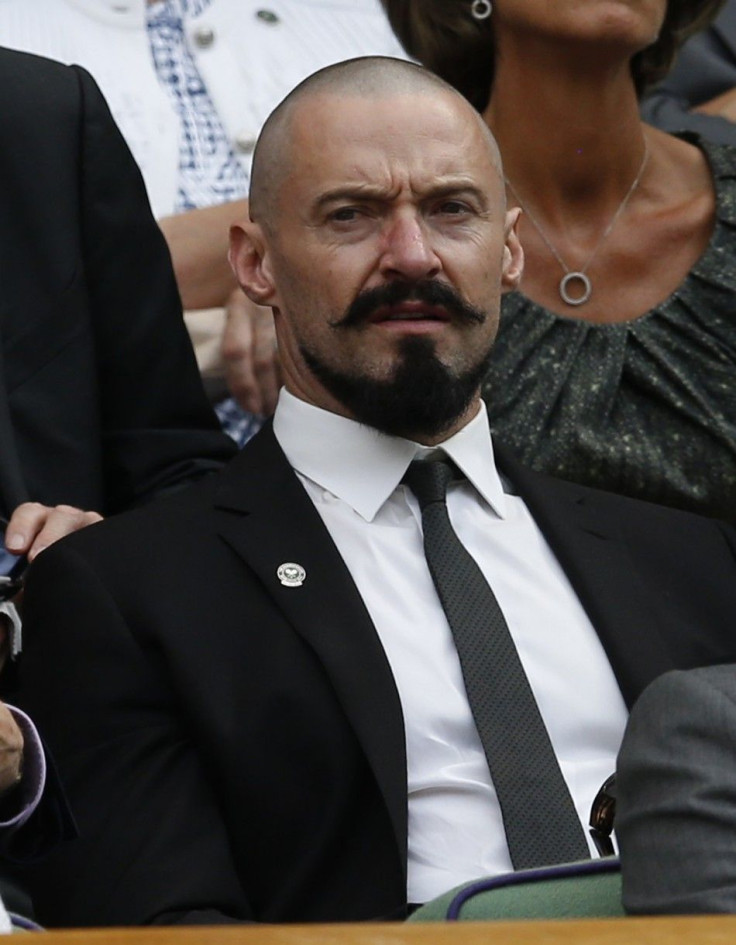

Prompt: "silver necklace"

[505,144,649,306]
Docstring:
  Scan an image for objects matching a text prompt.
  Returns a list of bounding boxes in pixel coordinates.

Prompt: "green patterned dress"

[483,138,736,523]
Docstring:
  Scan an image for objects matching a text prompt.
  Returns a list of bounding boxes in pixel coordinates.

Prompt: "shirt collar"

[273,389,508,522]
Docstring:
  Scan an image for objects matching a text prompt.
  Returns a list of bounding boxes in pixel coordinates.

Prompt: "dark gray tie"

[403,458,590,869]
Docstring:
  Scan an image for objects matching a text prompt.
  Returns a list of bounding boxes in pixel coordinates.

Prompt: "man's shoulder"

[641,664,736,712]
[36,425,292,559]
[0,47,97,135]
[21,425,313,635]
[497,442,736,543]
[0,46,77,96]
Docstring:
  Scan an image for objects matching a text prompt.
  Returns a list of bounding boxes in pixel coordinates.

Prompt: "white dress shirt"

[274,390,628,903]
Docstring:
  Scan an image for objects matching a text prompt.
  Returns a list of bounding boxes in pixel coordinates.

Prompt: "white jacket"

[0,0,406,217]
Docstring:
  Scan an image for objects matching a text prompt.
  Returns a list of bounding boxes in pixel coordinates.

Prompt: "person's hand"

[221,287,280,417]
[4,502,103,563]
[0,703,23,795]
[695,86,736,122]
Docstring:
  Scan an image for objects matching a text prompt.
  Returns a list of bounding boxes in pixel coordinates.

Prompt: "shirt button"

[193,26,216,48]
[234,133,257,155]
[256,9,280,25]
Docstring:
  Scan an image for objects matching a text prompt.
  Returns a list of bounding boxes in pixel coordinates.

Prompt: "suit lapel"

[496,446,676,708]
[213,426,408,871]
[210,429,675,866]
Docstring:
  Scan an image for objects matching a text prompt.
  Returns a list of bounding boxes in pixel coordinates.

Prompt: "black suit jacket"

[0,47,234,519]
[16,425,736,927]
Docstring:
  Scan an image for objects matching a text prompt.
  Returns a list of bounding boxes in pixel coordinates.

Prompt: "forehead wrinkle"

[260,87,505,227]
[314,182,402,208]
[250,56,506,221]
[351,105,500,177]
[316,176,491,202]
[309,129,503,204]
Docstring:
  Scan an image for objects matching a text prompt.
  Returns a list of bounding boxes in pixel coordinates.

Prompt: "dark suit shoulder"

[26,427,288,578]
[35,466,226,562]
[497,441,736,539]
[0,47,87,119]
[54,430,736,569]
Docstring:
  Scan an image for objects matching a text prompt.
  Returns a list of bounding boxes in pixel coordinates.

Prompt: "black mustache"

[330,280,486,329]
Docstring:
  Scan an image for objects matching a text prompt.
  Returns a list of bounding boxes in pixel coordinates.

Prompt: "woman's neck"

[484,50,647,222]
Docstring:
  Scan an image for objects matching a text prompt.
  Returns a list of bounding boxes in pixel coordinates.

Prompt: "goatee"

[302,280,494,440]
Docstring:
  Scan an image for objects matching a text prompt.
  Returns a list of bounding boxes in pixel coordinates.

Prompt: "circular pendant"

[559,272,592,306]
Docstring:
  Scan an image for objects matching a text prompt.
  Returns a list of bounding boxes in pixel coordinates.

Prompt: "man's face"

[237,90,522,441]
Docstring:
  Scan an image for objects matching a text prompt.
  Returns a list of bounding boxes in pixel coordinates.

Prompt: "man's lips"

[368,300,451,324]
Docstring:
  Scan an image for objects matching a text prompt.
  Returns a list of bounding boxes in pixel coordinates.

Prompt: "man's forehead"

[291,88,492,147]
[288,91,502,193]
[249,60,504,224]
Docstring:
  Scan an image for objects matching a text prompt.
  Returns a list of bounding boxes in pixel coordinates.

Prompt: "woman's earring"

[471,0,492,20]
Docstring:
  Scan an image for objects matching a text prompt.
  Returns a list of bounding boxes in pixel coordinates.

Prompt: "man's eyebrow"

[313,185,392,210]
[313,180,490,210]
[422,182,489,204]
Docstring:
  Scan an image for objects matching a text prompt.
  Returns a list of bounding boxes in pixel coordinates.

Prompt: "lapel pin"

[277,562,306,588]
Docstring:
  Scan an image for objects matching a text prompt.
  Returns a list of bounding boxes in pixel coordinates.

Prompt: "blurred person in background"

[617,664,736,914]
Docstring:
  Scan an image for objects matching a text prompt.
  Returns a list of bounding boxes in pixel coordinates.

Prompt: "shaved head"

[249,56,503,228]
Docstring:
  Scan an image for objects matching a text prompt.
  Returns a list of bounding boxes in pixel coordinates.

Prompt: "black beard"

[301,281,494,440]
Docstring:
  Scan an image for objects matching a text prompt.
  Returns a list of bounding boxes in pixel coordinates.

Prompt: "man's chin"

[300,336,493,441]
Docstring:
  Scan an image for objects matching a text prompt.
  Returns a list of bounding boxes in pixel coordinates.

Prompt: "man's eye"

[331,207,361,222]
[437,200,469,215]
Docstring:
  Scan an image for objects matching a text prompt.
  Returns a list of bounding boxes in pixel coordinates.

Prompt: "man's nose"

[379,214,441,281]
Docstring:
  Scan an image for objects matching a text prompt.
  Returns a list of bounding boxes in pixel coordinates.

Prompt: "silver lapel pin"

[277,562,306,588]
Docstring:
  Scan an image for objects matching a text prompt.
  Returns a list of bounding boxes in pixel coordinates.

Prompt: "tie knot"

[403,459,455,510]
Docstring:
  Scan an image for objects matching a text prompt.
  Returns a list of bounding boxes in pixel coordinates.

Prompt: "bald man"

[16,58,736,927]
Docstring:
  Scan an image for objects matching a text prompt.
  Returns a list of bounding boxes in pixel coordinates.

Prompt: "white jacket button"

[193,26,216,48]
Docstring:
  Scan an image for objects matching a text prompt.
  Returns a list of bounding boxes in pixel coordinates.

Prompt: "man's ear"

[229,221,277,305]
[501,206,524,292]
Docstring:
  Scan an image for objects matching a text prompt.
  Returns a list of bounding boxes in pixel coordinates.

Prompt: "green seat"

[408,857,623,922]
